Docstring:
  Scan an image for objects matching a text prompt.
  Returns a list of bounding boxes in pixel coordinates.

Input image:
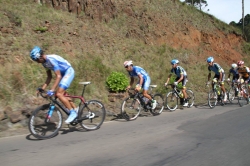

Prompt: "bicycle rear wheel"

[165,91,178,111]
[186,89,195,107]
[121,97,141,121]
[150,93,164,116]
[28,104,63,140]
[79,100,106,130]
[208,90,218,108]
[238,85,249,107]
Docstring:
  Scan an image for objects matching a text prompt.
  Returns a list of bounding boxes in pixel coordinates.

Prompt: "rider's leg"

[142,76,156,109]
[58,67,77,123]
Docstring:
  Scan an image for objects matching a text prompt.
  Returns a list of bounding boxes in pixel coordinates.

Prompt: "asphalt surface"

[1,101,250,166]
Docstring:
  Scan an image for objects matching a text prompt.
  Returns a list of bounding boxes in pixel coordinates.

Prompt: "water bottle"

[179,91,183,98]
[143,97,149,104]
[48,105,55,118]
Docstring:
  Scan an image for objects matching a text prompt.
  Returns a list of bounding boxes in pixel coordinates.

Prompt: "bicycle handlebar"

[37,88,54,99]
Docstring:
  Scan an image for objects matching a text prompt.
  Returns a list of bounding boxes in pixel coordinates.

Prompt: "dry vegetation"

[0,0,249,112]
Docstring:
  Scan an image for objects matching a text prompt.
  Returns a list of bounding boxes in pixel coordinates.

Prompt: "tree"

[185,0,208,11]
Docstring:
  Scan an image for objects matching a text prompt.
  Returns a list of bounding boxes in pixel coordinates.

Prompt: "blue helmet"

[207,56,214,63]
[171,59,179,65]
[30,46,42,61]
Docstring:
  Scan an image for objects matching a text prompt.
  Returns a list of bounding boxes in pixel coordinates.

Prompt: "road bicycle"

[28,82,106,140]
[121,85,164,121]
[237,80,249,107]
[207,78,228,108]
[165,84,195,111]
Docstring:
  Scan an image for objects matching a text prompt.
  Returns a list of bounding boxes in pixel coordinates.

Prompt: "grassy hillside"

[0,0,249,110]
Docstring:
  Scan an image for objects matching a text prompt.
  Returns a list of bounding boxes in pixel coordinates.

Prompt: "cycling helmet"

[30,46,42,61]
[231,63,237,68]
[237,60,244,66]
[171,59,179,65]
[124,60,133,67]
[207,56,214,63]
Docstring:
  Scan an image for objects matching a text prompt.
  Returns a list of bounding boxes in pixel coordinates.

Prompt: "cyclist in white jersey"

[164,59,189,107]
[206,56,227,102]
[124,60,157,109]
[30,46,77,124]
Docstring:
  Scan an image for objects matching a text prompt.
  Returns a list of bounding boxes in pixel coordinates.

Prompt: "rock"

[0,110,6,120]
[9,111,23,123]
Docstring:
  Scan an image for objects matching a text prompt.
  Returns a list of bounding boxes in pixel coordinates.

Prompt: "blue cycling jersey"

[42,54,72,76]
[128,66,149,80]
[229,68,238,76]
[208,63,224,75]
[170,66,187,78]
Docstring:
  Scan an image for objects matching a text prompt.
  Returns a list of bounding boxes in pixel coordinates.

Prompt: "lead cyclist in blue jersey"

[164,59,189,107]
[30,46,77,124]
[206,56,227,102]
[124,60,157,109]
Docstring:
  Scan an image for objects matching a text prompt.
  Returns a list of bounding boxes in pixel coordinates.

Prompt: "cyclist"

[206,56,227,102]
[124,60,157,109]
[30,46,77,124]
[164,59,189,107]
[227,63,239,96]
[237,60,250,100]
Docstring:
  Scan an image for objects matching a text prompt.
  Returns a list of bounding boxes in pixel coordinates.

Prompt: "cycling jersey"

[229,68,238,76]
[42,54,74,90]
[42,54,71,75]
[237,66,250,79]
[229,67,239,81]
[170,66,187,78]
[208,63,224,75]
[128,66,151,90]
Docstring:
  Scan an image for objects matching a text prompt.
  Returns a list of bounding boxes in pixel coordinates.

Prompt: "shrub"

[106,71,129,92]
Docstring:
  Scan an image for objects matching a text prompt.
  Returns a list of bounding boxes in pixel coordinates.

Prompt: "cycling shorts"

[59,67,75,90]
[138,76,151,91]
[175,76,188,88]
[213,73,225,83]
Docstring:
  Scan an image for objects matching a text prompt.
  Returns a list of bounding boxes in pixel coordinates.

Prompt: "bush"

[106,71,129,92]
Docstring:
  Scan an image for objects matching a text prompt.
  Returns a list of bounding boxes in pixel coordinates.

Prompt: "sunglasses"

[125,66,129,68]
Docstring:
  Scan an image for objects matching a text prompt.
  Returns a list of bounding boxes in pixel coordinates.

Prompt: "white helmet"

[231,63,237,68]
[124,60,133,67]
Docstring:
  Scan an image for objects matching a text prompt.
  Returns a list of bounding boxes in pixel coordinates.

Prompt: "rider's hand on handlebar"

[173,82,178,86]
[47,90,55,97]
[206,81,210,86]
[164,82,168,86]
[227,78,230,82]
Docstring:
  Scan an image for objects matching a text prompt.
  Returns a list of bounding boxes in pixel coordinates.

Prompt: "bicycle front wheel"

[228,86,236,103]
[121,97,141,121]
[238,85,249,107]
[165,91,178,112]
[79,100,106,130]
[150,93,164,116]
[186,89,195,108]
[208,90,218,108]
[28,104,63,140]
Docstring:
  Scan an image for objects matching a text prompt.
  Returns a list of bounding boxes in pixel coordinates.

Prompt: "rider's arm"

[42,70,52,90]
[165,74,172,85]
[127,77,134,89]
[207,72,211,81]
[50,70,62,91]
[137,74,143,87]
[219,72,223,82]
[177,74,183,83]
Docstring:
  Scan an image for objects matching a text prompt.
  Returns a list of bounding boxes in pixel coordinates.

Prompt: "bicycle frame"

[128,90,151,110]
[38,81,91,123]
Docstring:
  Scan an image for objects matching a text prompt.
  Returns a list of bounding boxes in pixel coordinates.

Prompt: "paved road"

[1,102,250,166]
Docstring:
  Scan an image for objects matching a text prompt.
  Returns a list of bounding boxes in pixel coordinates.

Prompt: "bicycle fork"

[46,104,55,122]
